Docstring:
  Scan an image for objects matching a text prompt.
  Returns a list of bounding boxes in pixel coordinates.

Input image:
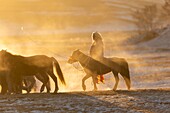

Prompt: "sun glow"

[0,0,168,94]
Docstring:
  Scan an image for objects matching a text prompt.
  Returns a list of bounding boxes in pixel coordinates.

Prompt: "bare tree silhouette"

[132,5,158,34]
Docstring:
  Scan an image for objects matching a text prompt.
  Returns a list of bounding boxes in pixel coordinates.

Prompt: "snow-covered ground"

[0,89,169,113]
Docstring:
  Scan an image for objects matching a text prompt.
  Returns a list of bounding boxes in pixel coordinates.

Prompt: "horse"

[0,50,66,94]
[0,70,8,94]
[68,49,131,91]
[22,74,51,93]
[0,71,51,94]
[0,70,37,94]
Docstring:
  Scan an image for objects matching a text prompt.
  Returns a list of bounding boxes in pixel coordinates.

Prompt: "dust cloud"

[0,0,169,93]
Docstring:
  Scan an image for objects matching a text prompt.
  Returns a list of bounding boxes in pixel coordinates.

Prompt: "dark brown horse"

[68,49,130,91]
[0,70,37,94]
[0,50,66,94]
[0,72,51,94]
[0,70,8,94]
[22,73,51,93]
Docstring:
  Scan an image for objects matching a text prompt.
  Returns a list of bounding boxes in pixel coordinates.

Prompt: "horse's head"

[0,49,7,57]
[0,50,10,70]
[0,49,10,57]
[0,49,13,63]
[68,49,81,64]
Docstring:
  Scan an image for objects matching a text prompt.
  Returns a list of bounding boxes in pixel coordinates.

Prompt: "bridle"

[70,52,91,72]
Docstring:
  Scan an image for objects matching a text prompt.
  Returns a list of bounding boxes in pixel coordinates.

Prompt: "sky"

[0,0,166,55]
[0,0,165,36]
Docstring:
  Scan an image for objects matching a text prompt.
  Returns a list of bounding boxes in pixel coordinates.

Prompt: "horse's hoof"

[47,90,51,93]
[27,89,31,93]
[7,92,12,95]
[82,85,86,91]
[92,89,97,91]
[40,87,45,93]
[112,88,116,91]
[53,91,58,93]
[40,89,44,93]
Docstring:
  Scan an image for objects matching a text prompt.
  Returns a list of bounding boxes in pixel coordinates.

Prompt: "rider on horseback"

[90,32,105,83]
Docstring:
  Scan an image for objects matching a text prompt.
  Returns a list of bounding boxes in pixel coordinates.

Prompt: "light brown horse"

[0,50,66,94]
[68,50,130,91]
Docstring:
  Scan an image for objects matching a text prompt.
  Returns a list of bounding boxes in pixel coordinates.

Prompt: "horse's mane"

[76,51,91,60]
[75,50,109,68]
[74,50,121,73]
[75,50,97,63]
[1,50,24,58]
[1,51,50,61]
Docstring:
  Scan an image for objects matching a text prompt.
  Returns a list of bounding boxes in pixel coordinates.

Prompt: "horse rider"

[90,32,105,83]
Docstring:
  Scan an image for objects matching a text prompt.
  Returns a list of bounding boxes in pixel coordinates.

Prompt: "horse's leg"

[6,72,13,94]
[121,74,131,90]
[15,76,23,94]
[22,78,29,92]
[42,76,51,93]
[112,71,119,91]
[46,80,51,93]
[125,78,131,90]
[82,74,91,91]
[47,71,58,93]
[36,73,50,93]
[11,77,23,94]
[39,73,49,93]
[17,81,23,94]
[92,74,98,91]
[0,75,8,94]
[1,84,8,94]
[24,76,36,93]
[120,71,131,90]
[28,76,36,92]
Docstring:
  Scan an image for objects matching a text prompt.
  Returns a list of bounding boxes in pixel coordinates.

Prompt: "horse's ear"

[1,49,4,51]
[1,49,7,51]
[74,49,80,52]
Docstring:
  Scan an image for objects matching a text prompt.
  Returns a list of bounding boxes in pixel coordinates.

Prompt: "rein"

[72,63,84,72]
[20,27,68,61]
[71,52,91,72]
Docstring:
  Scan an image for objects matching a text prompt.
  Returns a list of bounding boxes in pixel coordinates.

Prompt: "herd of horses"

[0,49,131,94]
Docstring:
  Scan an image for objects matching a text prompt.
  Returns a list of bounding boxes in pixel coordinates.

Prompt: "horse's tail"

[121,59,131,90]
[51,57,66,85]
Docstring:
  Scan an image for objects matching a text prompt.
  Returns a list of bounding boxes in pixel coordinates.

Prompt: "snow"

[0,90,169,112]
